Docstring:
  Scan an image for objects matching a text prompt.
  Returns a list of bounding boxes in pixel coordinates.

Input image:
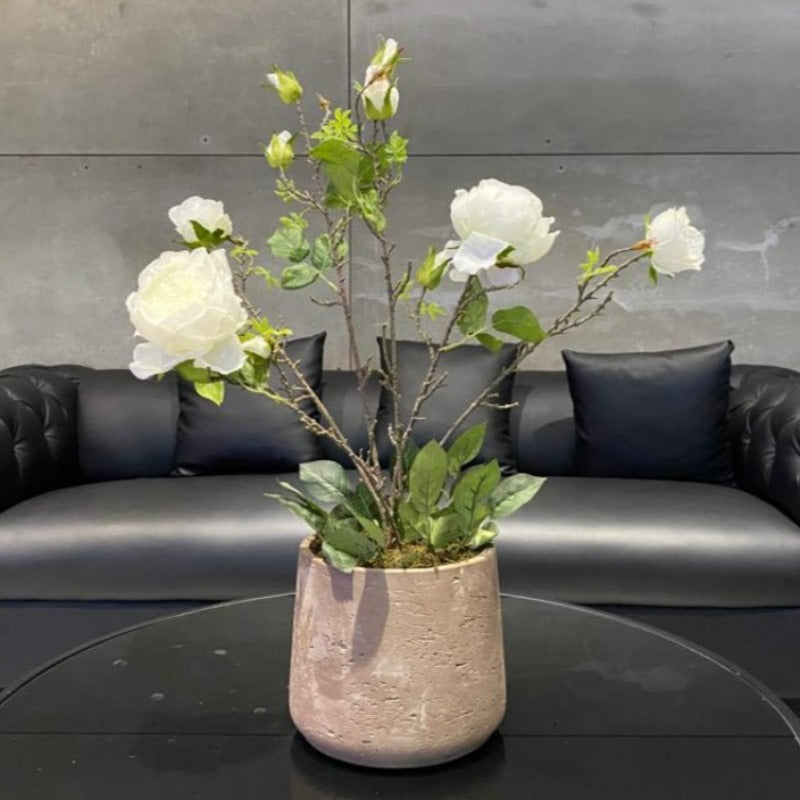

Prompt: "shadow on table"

[289,730,507,798]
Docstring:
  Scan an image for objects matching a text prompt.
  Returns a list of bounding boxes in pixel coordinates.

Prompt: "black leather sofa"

[2,363,800,698]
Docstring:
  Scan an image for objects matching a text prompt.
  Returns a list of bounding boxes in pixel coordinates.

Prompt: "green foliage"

[309,139,371,205]
[280,263,319,289]
[447,422,486,476]
[384,131,408,165]
[193,380,225,406]
[310,108,358,143]
[476,332,504,353]
[408,440,448,514]
[456,276,488,336]
[186,220,229,250]
[299,460,351,504]
[321,541,358,573]
[488,474,546,518]
[267,222,310,263]
[355,189,386,232]
[310,235,334,271]
[416,246,445,290]
[452,460,501,533]
[492,306,545,343]
[578,247,619,286]
[649,265,659,285]
[176,362,212,383]
[419,301,446,320]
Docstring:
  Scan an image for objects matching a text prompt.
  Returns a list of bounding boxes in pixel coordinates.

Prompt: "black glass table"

[1,594,799,799]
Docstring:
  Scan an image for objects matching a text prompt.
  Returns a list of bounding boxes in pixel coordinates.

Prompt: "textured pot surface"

[289,538,506,769]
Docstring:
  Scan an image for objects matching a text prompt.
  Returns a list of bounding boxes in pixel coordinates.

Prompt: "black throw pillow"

[375,339,517,471]
[562,341,734,484]
[173,333,326,475]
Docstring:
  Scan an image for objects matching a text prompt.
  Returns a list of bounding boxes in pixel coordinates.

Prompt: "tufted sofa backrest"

[0,367,79,511]
[2,363,800,517]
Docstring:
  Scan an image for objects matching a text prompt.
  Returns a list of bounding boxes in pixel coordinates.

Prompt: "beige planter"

[288,537,506,769]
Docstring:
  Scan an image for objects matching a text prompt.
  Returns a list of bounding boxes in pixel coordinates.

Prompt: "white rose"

[447,179,559,281]
[265,130,294,170]
[362,38,400,121]
[127,248,247,379]
[646,207,705,276]
[168,196,233,244]
[362,68,399,121]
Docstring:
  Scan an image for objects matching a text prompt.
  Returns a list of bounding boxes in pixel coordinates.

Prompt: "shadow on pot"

[289,730,506,798]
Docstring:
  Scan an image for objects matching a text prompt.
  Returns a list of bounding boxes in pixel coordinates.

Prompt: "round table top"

[1,594,799,799]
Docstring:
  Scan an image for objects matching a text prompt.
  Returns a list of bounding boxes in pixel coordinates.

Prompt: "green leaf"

[310,108,358,143]
[579,246,601,273]
[267,225,310,262]
[299,460,351,504]
[344,483,386,547]
[194,380,224,406]
[323,516,378,561]
[488,474,547,519]
[416,246,446,290]
[391,437,419,481]
[397,499,424,543]
[188,220,228,248]
[264,492,327,531]
[578,264,618,287]
[385,131,409,165]
[419,301,447,320]
[310,235,334,271]
[355,190,386,232]
[320,541,358,573]
[310,139,363,172]
[492,306,545,343]
[447,422,486,476]
[649,264,659,286]
[457,276,488,336]
[408,439,449,514]
[452,460,501,533]
[467,521,499,550]
[280,263,319,290]
[310,139,367,203]
[475,332,504,353]
[430,512,466,550]
[176,361,212,383]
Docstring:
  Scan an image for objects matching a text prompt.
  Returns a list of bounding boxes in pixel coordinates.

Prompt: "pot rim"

[298,534,495,575]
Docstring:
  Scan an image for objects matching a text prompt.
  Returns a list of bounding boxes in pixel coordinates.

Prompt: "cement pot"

[288,537,506,769]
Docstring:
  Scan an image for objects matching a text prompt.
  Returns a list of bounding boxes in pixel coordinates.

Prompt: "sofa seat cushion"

[498,477,800,607]
[0,475,308,601]
[2,475,800,607]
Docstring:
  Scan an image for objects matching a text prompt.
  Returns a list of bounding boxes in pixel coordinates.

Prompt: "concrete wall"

[2,0,799,370]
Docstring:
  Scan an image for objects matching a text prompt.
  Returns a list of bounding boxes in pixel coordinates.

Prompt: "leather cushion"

[2,474,800,606]
[77,369,179,481]
[563,342,734,483]
[0,475,306,600]
[173,334,326,475]
[375,339,517,470]
[496,476,800,606]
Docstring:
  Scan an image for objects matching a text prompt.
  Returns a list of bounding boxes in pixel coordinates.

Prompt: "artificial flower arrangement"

[126,38,705,572]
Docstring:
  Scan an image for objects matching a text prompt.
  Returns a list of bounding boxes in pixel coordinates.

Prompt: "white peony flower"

[646,207,705,276]
[127,248,247,379]
[168,196,233,244]
[447,179,559,281]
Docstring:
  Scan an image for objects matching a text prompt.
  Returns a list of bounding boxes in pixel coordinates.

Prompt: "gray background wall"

[2,0,799,370]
